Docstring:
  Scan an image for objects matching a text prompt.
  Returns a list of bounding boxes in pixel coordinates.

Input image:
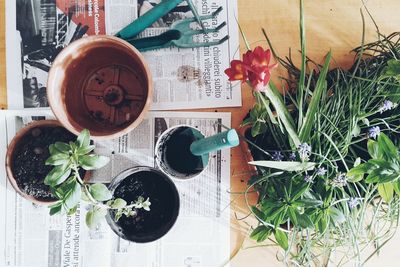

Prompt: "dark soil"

[164,127,203,175]
[12,126,77,201]
[111,170,179,242]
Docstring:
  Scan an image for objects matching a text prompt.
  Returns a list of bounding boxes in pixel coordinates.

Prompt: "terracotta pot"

[47,35,153,140]
[5,120,90,205]
[6,120,62,205]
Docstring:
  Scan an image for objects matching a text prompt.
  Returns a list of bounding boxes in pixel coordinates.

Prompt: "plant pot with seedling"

[105,166,180,243]
[47,35,153,140]
[43,129,134,219]
[5,120,87,205]
[44,129,179,243]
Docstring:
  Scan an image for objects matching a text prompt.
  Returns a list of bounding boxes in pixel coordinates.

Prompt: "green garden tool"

[125,7,229,51]
[115,0,206,40]
[190,128,240,168]
[155,126,239,180]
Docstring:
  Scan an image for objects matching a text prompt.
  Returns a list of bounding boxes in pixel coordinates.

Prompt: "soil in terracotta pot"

[110,170,178,240]
[12,126,79,201]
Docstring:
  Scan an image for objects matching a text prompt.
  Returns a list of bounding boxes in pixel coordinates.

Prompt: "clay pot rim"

[47,35,153,140]
[5,120,62,205]
[106,166,180,243]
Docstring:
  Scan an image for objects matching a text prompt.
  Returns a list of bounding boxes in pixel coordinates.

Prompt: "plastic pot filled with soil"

[155,125,208,180]
[47,35,153,140]
[106,166,180,243]
[5,120,86,205]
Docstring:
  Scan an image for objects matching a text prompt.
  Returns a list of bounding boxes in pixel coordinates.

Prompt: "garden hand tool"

[115,0,206,40]
[124,7,229,51]
[188,128,239,169]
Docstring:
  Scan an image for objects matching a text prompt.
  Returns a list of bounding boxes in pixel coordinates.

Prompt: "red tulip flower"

[225,46,277,92]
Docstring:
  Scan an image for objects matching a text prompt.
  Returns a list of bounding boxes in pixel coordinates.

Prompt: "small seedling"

[44,129,151,228]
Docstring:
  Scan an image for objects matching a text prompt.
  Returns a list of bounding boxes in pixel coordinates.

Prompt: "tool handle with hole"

[115,0,185,39]
[190,129,239,156]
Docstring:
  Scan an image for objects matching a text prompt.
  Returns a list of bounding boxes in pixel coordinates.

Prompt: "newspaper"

[5,0,240,110]
[0,110,231,267]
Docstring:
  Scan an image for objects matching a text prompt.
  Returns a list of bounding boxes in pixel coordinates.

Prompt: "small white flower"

[298,143,311,161]
[331,173,348,188]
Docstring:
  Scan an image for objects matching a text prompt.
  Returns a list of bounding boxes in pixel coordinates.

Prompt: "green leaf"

[49,144,63,155]
[44,165,71,186]
[77,145,96,155]
[265,205,287,222]
[89,183,112,202]
[249,161,315,172]
[354,157,361,167]
[49,202,62,216]
[294,198,323,208]
[109,198,127,209]
[297,212,314,228]
[329,207,345,224]
[291,183,309,201]
[251,121,262,137]
[299,51,331,142]
[79,155,110,170]
[45,153,70,166]
[63,180,82,211]
[54,142,71,153]
[288,208,298,225]
[351,124,361,137]
[274,229,289,250]
[366,168,397,184]
[378,133,399,160]
[347,173,364,183]
[67,206,78,215]
[347,163,372,182]
[317,214,329,233]
[378,183,394,202]
[367,140,381,159]
[265,82,301,147]
[77,129,91,148]
[251,206,265,221]
[362,118,370,127]
[250,225,272,243]
[86,208,107,229]
[381,59,400,80]
[394,180,400,196]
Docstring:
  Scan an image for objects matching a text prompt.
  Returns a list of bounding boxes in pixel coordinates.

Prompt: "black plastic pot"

[106,166,180,243]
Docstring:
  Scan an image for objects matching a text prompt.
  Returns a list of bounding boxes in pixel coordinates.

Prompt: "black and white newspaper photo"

[6,0,240,110]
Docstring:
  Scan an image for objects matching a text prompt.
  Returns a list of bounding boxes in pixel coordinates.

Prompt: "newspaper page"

[0,109,231,267]
[5,0,240,110]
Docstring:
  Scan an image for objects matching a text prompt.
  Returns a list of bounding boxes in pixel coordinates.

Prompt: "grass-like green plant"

[237,0,400,265]
[44,129,151,228]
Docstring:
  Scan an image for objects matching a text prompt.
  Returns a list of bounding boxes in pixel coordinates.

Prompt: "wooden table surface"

[1,1,400,266]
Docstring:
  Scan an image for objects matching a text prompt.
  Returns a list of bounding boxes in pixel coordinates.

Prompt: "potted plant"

[5,120,87,204]
[226,0,400,265]
[44,129,180,242]
[106,167,180,243]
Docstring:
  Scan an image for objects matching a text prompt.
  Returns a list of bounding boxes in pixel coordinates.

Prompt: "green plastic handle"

[115,0,183,39]
[126,30,181,52]
[190,129,239,156]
